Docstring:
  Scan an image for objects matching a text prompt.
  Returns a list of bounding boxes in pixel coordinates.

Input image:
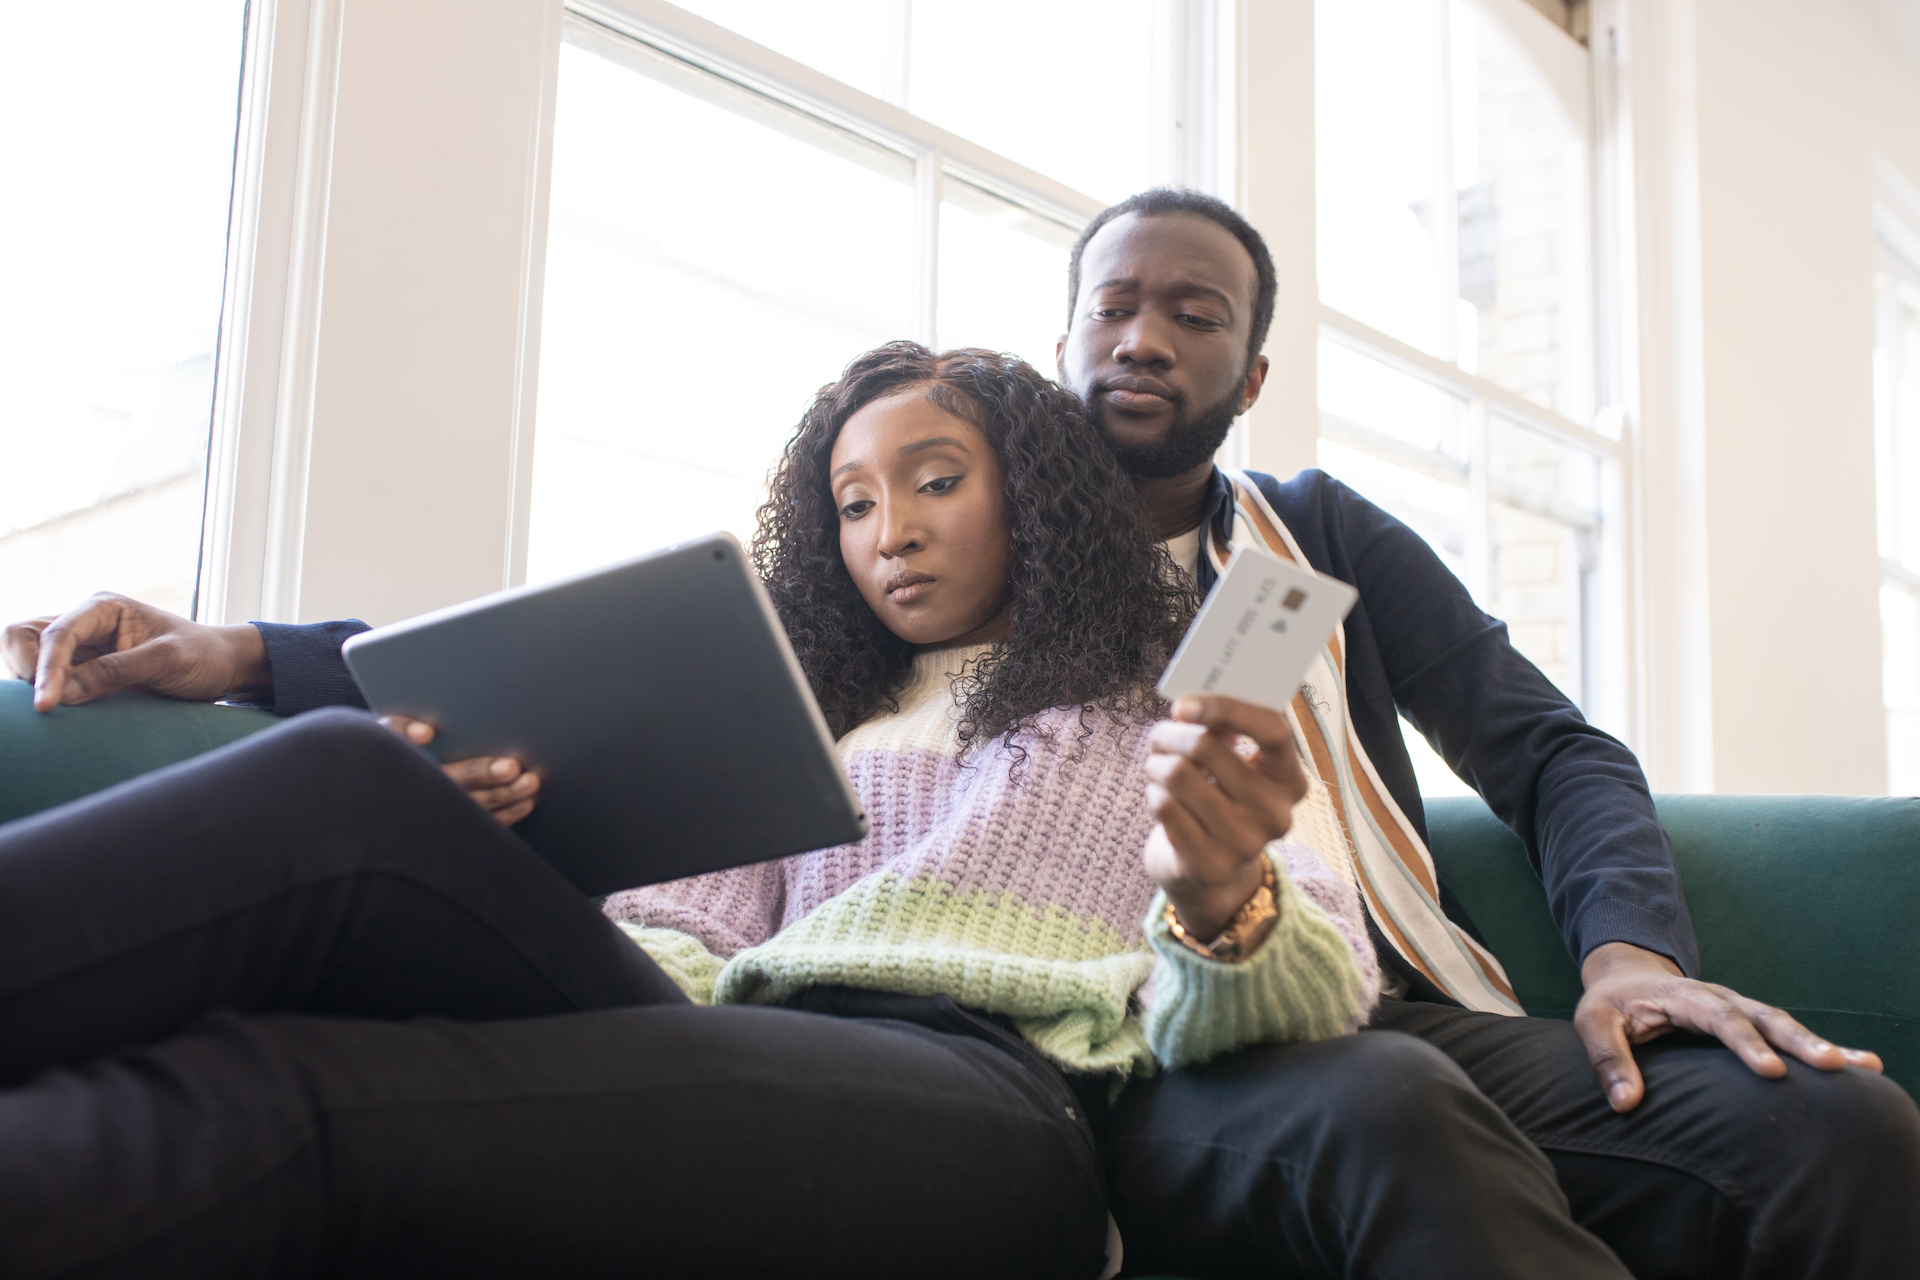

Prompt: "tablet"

[341,532,868,897]
[1157,544,1359,713]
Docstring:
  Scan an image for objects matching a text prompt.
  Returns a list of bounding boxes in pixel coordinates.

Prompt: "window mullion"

[912,148,944,348]
[1466,393,1491,605]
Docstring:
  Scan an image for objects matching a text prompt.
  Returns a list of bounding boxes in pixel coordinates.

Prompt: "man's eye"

[839,500,873,519]
[1093,308,1130,320]
[921,475,960,494]
[1179,313,1224,329]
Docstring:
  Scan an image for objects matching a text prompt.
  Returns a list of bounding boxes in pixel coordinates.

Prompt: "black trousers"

[2,709,1916,1279]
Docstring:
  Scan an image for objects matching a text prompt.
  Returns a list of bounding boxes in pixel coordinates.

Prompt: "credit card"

[1157,545,1359,713]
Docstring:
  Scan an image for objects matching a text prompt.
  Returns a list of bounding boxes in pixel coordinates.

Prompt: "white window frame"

[1874,153,1920,792]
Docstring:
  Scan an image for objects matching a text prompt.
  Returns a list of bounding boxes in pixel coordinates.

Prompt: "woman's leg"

[0,1004,1110,1280]
[0,708,682,1086]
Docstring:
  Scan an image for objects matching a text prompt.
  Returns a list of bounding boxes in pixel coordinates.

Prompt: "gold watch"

[1165,857,1281,963]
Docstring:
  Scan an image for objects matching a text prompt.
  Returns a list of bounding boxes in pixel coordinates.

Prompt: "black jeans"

[1104,1001,1920,1279]
[0,710,1107,1280]
[3,709,1917,1278]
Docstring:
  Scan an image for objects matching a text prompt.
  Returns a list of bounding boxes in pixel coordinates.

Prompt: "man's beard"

[1095,383,1242,480]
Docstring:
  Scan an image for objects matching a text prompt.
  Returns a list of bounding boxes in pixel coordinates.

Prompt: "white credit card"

[1157,545,1359,713]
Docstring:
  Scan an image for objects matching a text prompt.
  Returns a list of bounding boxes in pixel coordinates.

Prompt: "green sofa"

[2,679,1914,1097]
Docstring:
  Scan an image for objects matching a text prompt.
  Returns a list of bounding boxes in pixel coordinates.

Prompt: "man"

[8,189,1920,1277]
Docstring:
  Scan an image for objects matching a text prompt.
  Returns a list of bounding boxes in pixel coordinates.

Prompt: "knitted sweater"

[603,646,1380,1073]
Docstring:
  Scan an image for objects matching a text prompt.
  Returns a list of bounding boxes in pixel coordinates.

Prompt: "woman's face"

[829,389,1014,648]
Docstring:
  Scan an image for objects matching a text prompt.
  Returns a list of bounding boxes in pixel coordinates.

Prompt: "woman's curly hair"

[752,341,1199,749]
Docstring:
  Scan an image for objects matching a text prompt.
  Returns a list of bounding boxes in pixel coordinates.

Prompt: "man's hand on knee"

[4,593,272,712]
[379,715,541,827]
[1574,941,1883,1112]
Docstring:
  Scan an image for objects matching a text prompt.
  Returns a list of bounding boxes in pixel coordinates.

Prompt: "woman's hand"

[379,716,540,826]
[1143,695,1310,942]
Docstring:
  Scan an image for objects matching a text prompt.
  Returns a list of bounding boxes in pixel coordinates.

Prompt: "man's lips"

[885,570,935,602]
[1096,377,1179,413]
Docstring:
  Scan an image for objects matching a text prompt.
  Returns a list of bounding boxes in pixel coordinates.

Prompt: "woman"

[605,342,1375,1074]
[0,345,1370,1280]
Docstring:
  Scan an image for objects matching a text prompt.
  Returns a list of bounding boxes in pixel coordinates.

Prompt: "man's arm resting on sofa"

[5,592,372,716]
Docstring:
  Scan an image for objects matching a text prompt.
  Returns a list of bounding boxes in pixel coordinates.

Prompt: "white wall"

[1683,0,1920,793]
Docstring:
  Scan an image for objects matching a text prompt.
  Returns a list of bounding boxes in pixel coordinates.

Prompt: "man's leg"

[0,707,682,1085]
[1375,997,1920,1279]
[0,1004,1109,1280]
[1103,1029,1631,1279]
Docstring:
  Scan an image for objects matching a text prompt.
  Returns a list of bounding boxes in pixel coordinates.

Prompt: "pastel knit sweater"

[603,646,1379,1073]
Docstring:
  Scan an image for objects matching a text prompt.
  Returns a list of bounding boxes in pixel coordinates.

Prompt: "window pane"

[908,0,1154,204]
[528,41,914,584]
[937,179,1075,375]
[1453,0,1585,418]
[1314,439,1471,585]
[1884,585,1920,795]
[0,0,244,621]
[1485,416,1597,705]
[670,0,901,102]
[1318,339,1466,456]
[1315,0,1446,355]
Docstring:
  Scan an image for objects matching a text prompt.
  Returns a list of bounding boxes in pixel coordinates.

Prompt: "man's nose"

[1111,313,1175,368]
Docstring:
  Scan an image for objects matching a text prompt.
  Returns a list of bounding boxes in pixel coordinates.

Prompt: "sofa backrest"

[1427,794,1919,1097]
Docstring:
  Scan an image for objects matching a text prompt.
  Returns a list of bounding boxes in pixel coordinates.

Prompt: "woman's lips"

[887,572,935,603]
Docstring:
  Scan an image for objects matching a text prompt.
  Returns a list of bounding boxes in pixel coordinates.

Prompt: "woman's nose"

[876,503,923,559]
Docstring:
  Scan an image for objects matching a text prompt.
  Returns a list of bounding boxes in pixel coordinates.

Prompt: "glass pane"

[1884,585,1920,795]
[937,179,1075,375]
[1318,339,1466,456]
[1402,717,1477,798]
[1315,0,1446,356]
[1452,0,1585,418]
[0,0,245,622]
[528,41,915,585]
[908,0,1155,204]
[1485,414,1597,706]
[1314,439,1471,585]
[1487,414,1600,522]
[670,0,901,102]
[1886,280,1920,571]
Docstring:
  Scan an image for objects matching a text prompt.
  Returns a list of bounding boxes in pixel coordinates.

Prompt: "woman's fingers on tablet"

[377,714,437,746]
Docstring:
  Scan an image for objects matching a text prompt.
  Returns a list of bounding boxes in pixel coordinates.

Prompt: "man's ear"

[1054,333,1068,380]
[1238,353,1270,414]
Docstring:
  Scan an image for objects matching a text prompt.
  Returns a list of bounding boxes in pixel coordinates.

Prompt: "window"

[1314,0,1611,795]
[0,0,246,622]
[527,2,1162,584]
[1875,177,1920,794]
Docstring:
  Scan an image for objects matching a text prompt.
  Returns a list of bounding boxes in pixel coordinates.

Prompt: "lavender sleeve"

[601,858,788,960]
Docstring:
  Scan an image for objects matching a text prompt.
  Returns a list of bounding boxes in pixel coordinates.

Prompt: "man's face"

[1056,213,1268,478]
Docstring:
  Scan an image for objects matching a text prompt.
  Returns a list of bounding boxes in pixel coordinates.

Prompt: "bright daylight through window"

[526,0,1151,584]
[1876,231,1920,794]
[1314,0,1607,795]
[0,0,246,624]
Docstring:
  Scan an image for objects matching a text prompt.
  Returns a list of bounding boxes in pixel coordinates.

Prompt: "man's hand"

[1575,940,1883,1112]
[380,715,540,827]
[1143,695,1310,942]
[4,593,272,712]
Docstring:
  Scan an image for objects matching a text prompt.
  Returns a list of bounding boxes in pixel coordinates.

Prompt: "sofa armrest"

[0,679,278,826]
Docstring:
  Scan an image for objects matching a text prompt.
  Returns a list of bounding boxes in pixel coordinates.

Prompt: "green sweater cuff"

[615,922,724,1005]
[1141,849,1370,1069]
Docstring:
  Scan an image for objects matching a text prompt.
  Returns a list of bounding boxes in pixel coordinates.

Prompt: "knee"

[1295,1032,1486,1151]
[1782,1064,1920,1187]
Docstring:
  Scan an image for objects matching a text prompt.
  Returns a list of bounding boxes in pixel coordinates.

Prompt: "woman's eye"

[921,475,961,495]
[839,499,873,519]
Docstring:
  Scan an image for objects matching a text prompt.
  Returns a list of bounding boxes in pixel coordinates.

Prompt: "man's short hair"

[1065,188,1278,366]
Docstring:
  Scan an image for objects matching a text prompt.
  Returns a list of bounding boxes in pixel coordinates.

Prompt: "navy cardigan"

[251,467,1701,995]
